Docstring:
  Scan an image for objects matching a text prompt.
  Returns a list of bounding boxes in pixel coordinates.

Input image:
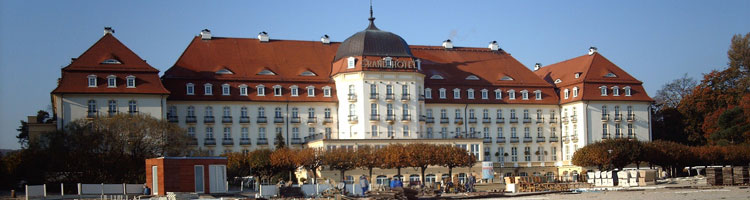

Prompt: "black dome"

[334,19,413,61]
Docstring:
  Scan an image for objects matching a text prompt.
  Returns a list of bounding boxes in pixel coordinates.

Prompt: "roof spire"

[369,0,374,21]
[366,0,379,30]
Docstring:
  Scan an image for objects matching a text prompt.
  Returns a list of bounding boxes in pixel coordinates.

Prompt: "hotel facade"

[51,17,653,183]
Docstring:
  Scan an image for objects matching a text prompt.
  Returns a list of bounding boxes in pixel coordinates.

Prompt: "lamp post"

[607,149,614,170]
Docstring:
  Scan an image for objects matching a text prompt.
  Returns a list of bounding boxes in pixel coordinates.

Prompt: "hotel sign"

[362,59,416,69]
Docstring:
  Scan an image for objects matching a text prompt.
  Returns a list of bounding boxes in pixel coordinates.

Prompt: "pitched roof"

[63,33,158,72]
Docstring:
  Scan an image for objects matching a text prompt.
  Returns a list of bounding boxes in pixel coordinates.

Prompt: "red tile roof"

[533,53,653,103]
[52,34,169,94]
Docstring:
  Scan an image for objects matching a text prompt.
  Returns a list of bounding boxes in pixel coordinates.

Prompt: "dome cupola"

[333,9,412,61]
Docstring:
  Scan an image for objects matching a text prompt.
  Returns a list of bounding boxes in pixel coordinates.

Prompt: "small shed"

[145,157,228,196]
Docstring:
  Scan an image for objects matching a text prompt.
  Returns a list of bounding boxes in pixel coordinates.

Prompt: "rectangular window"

[439,89,446,99]
[241,127,249,139]
[467,90,474,99]
[188,127,196,138]
[187,84,195,95]
[259,127,266,139]
[453,89,461,99]
[274,87,282,96]
[291,87,298,96]
[88,75,97,87]
[206,127,214,138]
[498,147,505,162]
[307,87,315,96]
[258,86,265,96]
[403,125,409,137]
[205,84,213,95]
[495,90,502,99]
[497,127,503,138]
[240,86,248,96]
[511,147,518,162]
[108,76,116,88]
[126,76,135,88]
[425,88,432,99]
[222,85,230,96]
[511,127,517,138]
[372,125,378,137]
[551,147,557,161]
[223,127,231,139]
[323,87,331,97]
[481,90,488,99]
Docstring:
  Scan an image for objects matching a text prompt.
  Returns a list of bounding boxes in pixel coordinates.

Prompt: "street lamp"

[607,149,614,170]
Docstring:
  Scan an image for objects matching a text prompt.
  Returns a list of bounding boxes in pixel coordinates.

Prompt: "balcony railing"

[204,138,216,145]
[536,137,546,143]
[440,117,449,124]
[549,136,559,142]
[369,93,379,101]
[571,135,579,142]
[307,117,317,124]
[401,114,411,122]
[523,137,533,143]
[274,117,284,124]
[222,116,232,124]
[496,117,505,124]
[323,117,332,124]
[186,116,197,123]
[614,114,622,122]
[204,116,215,123]
[601,114,609,122]
[536,118,544,124]
[257,116,267,123]
[483,137,492,143]
[222,138,233,145]
[239,116,250,124]
[291,138,303,144]
[419,115,426,122]
[482,118,492,124]
[239,138,251,145]
[562,136,569,143]
[386,115,396,122]
[426,117,435,123]
[627,114,635,122]
[509,118,518,123]
[454,117,463,124]
[348,94,357,102]
[496,137,506,143]
[522,118,532,123]
[401,94,410,101]
[562,116,568,124]
[549,116,557,123]
[257,138,268,145]
[290,117,301,124]
[571,115,578,123]
[348,115,358,123]
[510,137,519,143]
[468,118,477,124]
[370,114,380,121]
[385,93,394,101]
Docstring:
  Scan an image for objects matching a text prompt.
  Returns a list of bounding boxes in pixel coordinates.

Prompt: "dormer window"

[624,86,632,96]
[257,69,276,75]
[573,87,579,97]
[508,89,516,100]
[216,68,234,75]
[600,85,608,96]
[481,89,488,99]
[494,89,502,99]
[521,90,529,100]
[564,89,569,99]
[554,79,562,84]
[204,83,213,95]
[186,83,195,95]
[222,84,230,96]
[347,57,356,69]
[107,75,117,88]
[467,89,475,99]
[500,76,514,81]
[384,57,393,68]
[307,86,315,97]
[290,85,299,97]
[453,88,461,99]
[430,75,444,80]
[605,72,617,78]
[257,85,266,96]
[300,70,317,76]
[273,85,282,96]
[534,90,542,100]
[88,75,97,87]
[322,86,332,97]
[575,73,581,79]
[439,88,446,99]
[101,59,121,64]
[126,75,135,88]
[612,86,620,96]
[466,75,480,80]
[424,88,432,99]
[239,84,248,96]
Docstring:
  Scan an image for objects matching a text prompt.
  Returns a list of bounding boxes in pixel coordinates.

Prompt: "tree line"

[223,143,478,186]
[572,139,750,177]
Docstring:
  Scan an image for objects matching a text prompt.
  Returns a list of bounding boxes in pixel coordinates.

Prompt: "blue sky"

[0,0,748,149]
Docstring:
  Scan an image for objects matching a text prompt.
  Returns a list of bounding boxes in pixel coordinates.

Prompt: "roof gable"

[64,34,158,72]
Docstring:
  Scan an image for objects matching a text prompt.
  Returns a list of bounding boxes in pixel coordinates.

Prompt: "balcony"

[239,138,251,145]
[290,117,301,124]
[601,114,609,122]
[536,137,546,143]
[482,118,492,124]
[348,115,358,124]
[401,94,410,101]
[454,117,463,124]
[496,137,506,143]
[307,117,317,124]
[510,137,519,143]
[483,137,492,143]
[186,116,197,123]
[401,114,411,122]
[348,94,357,102]
[257,138,268,145]
[386,115,396,123]
[274,117,284,124]
[188,138,198,145]
[522,118,532,124]
[468,117,477,124]
[614,114,622,122]
[561,116,568,124]
[523,137,533,143]
[426,117,434,123]
[570,115,578,123]
[440,117,449,124]
[323,117,333,124]
[370,114,380,121]
[571,135,579,142]
[222,138,233,145]
[562,136,569,143]
[549,116,557,123]
[509,118,518,123]
[419,115,426,122]
[239,116,250,124]
[168,115,178,123]
[222,116,232,124]
[385,93,394,101]
[204,138,216,146]
[496,117,505,124]
[369,93,379,101]
[549,136,559,142]
[291,138,303,144]
[257,116,267,124]
[627,114,635,122]
[536,118,544,124]
[204,116,215,124]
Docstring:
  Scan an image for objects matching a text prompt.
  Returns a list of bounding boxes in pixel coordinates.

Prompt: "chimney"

[258,31,269,42]
[534,63,542,71]
[488,41,499,51]
[442,39,453,49]
[103,27,114,35]
[321,35,330,44]
[588,47,598,55]
[200,29,212,40]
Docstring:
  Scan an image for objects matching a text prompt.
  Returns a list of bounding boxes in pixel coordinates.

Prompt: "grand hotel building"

[51,17,653,182]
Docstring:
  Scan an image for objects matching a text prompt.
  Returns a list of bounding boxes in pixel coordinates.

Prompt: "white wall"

[53,94,166,129]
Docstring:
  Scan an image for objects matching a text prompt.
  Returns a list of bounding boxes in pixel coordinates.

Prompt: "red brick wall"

[145,158,227,196]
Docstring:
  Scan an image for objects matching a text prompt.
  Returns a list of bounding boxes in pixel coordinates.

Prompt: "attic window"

[575,73,581,79]
[604,72,617,78]
[101,59,121,64]
[257,69,276,75]
[430,75,444,80]
[466,75,480,80]
[554,79,562,84]
[216,69,234,75]
[300,70,317,76]
[500,76,514,81]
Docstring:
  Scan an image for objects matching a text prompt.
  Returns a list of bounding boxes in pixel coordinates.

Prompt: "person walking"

[359,175,369,195]
[468,174,476,192]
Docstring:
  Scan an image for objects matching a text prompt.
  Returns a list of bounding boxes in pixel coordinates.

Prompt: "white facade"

[52,94,167,129]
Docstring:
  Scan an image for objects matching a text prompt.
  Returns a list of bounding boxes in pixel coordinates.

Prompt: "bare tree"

[654,73,697,109]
